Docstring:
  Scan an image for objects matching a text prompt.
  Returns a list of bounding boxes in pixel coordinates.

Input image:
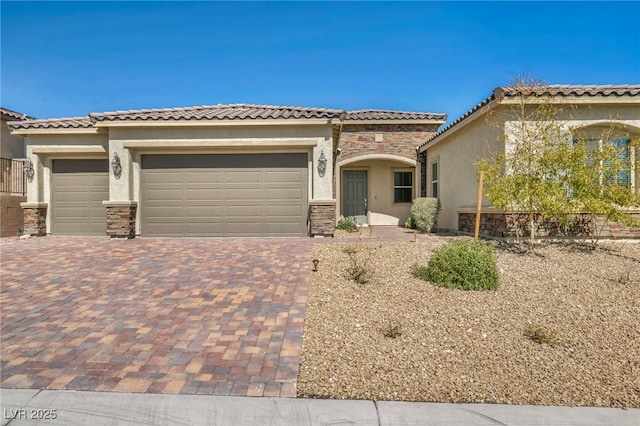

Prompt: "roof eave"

[11,127,104,135]
[344,118,446,125]
[91,118,335,128]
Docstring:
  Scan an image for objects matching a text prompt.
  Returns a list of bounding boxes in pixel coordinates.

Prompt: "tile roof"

[9,104,446,129]
[8,116,94,130]
[1,107,34,121]
[90,104,342,122]
[496,84,640,98]
[89,104,446,123]
[419,84,640,149]
[345,109,446,121]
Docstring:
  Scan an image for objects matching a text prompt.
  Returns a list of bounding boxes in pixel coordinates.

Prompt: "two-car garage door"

[141,153,308,237]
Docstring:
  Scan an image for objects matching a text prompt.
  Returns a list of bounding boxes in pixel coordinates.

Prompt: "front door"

[343,170,367,224]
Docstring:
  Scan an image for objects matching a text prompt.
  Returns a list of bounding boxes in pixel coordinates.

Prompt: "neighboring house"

[418,85,640,238]
[1,107,33,237]
[9,105,445,237]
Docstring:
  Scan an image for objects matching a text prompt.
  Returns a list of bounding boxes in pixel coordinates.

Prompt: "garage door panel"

[146,206,183,218]
[185,206,223,217]
[226,171,261,183]
[146,189,184,202]
[265,222,305,234]
[142,154,307,236]
[185,222,224,234]
[186,171,222,183]
[265,188,303,200]
[265,205,304,216]
[226,205,262,217]
[145,223,184,235]
[225,222,264,234]
[185,189,222,201]
[265,171,303,183]
[225,188,262,200]
[146,172,183,184]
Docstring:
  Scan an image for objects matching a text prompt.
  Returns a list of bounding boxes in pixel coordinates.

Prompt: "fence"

[1,158,27,195]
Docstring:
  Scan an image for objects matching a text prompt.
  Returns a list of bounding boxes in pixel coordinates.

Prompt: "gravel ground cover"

[297,235,640,408]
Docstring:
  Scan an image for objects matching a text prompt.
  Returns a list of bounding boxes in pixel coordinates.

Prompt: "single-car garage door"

[51,159,108,235]
[141,153,308,237]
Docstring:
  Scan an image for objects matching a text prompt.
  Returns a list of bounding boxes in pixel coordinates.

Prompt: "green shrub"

[411,198,441,234]
[405,216,416,229]
[342,244,375,284]
[414,240,499,290]
[524,325,559,347]
[336,216,359,233]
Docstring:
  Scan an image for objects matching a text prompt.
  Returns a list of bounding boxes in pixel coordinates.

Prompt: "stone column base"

[20,202,47,236]
[309,200,336,237]
[104,201,137,239]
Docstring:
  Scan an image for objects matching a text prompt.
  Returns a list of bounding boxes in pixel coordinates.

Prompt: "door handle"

[364,197,368,214]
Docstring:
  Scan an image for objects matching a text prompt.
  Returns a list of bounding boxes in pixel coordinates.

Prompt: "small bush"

[524,325,559,347]
[383,322,402,339]
[342,244,372,284]
[414,240,499,290]
[411,198,441,234]
[336,216,359,233]
[405,216,416,229]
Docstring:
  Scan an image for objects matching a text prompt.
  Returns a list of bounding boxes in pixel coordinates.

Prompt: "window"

[431,161,439,198]
[393,171,413,203]
[582,138,633,189]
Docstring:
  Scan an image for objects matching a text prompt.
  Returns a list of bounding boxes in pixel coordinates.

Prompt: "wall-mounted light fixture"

[111,152,122,179]
[317,150,327,177]
[23,158,34,181]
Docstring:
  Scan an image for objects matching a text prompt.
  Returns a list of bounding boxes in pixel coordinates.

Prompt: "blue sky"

[1,1,639,125]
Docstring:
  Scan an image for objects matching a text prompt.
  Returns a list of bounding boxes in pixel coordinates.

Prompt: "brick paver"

[0,236,313,397]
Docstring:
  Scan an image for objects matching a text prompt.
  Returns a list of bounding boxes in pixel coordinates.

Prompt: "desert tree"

[477,75,639,244]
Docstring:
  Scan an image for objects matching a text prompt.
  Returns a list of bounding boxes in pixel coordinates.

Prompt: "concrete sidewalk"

[1,389,638,426]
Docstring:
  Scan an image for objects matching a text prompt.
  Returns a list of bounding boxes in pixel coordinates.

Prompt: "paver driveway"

[0,236,313,397]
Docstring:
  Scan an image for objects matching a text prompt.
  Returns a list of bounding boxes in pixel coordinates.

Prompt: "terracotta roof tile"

[419,84,640,149]
[89,104,446,123]
[90,104,342,122]
[346,109,446,121]
[1,107,34,121]
[8,116,93,130]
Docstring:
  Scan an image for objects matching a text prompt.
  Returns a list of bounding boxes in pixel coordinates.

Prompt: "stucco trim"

[20,202,48,208]
[570,121,640,133]
[122,139,319,149]
[337,154,418,168]
[12,128,103,135]
[30,145,107,154]
[309,199,336,205]
[102,200,138,207]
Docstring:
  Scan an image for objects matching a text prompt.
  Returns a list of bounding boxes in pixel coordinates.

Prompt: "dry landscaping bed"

[297,235,640,408]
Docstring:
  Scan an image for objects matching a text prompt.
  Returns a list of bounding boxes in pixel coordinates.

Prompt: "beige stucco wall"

[424,102,640,232]
[424,116,503,231]
[1,118,26,159]
[337,156,418,226]
[108,124,334,235]
[23,133,109,233]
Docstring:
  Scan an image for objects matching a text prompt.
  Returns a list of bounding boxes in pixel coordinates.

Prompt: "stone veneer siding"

[334,124,439,203]
[338,124,439,163]
[105,205,137,238]
[23,207,47,236]
[309,203,336,237]
[459,212,640,239]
